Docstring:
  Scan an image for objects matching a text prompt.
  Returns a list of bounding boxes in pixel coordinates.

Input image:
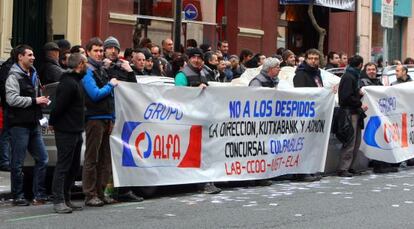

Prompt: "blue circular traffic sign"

[184,3,198,20]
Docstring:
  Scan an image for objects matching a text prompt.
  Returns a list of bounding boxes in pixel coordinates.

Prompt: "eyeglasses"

[151,53,159,55]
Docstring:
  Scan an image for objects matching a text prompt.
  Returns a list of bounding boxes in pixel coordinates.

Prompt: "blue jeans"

[9,126,48,200]
[0,107,10,168]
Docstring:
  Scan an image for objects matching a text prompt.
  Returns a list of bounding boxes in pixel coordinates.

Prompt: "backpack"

[0,58,14,107]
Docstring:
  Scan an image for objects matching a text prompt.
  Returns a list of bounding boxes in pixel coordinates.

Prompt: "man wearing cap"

[174,48,221,194]
[103,36,136,83]
[40,42,65,84]
[175,48,208,87]
[142,50,155,75]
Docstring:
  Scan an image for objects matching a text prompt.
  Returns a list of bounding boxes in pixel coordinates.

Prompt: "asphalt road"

[1,168,414,229]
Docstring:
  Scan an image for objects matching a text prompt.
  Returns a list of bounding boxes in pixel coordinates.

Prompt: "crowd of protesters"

[0,35,413,214]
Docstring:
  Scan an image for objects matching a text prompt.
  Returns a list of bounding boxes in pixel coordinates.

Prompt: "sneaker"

[337,170,353,177]
[85,197,104,207]
[255,179,272,186]
[53,203,72,214]
[203,183,222,194]
[13,198,29,206]
[65,201,83,211]
[117,191,144,202]
[102,196,118,205]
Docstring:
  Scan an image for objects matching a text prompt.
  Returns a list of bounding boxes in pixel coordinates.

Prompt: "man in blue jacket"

[82,37,118,207]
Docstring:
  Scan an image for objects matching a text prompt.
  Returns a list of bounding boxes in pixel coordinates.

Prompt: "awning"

[280,0,355,11]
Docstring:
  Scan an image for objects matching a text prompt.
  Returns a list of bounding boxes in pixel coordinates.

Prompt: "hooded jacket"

[338,67,362,112]
[5,63,43,127]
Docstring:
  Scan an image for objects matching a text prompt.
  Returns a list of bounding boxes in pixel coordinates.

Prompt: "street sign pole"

[383,28,388,66]
[173,0,182,52]
[381,0,393,65]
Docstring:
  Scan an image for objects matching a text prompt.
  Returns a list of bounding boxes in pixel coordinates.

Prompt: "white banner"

[110,83,335,187]
[361,83,414,163]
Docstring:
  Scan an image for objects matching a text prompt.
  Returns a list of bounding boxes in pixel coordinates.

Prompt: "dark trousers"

[338,114,362,171]
[52,131,82,204]
[9,125,48,200]
[82,120,112,200]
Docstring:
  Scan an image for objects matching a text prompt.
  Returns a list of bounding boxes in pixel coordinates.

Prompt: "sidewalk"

[0,171,11,199]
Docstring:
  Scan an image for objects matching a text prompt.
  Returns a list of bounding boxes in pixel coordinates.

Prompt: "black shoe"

[65,201,83,211]
[255,179,272,186]
[117,191,144,202]
[406,159,414,166]
[373,167,398,174]
[349,169,362,175]
[297,174,321,182]
[0,165,11,172]
[337,170,353,177]
[13,198,30,206]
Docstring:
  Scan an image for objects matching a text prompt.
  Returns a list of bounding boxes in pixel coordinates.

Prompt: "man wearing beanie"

[280,49,296,67]
[103,36,143,203]
[82,37,119,207]
[104,36,137,82]
[174,48,221,194]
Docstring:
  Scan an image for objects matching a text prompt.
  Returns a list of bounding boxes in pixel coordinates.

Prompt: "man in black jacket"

[359,62,382,87]
[293,49,323,88]
[49,53,87,213]
[103,36,137,83]
[292,49,323,182]
[337,55,368,177]
[40,42,65,84]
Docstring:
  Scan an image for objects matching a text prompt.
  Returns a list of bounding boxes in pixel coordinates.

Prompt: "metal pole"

[383,28,388,66]
[173,0,182,52]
